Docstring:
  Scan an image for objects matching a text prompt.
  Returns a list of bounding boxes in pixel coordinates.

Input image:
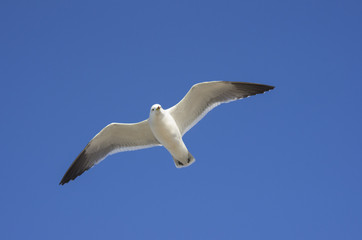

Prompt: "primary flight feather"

[60,81,274,185]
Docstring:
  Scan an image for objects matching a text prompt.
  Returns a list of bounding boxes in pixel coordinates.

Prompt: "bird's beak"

[156,106,161,110]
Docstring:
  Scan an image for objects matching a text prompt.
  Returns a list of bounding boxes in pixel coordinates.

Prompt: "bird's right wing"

[60,120,160,185]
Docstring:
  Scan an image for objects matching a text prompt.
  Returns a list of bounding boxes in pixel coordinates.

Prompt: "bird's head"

[150,104,162,114]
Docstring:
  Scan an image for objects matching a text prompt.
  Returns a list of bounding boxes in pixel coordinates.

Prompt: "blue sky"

[1,0,361,239]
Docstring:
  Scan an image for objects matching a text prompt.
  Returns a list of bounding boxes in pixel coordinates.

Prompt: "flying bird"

[60,81,274,185]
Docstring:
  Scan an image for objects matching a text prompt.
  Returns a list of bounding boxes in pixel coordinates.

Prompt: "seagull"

[60,81,274,185]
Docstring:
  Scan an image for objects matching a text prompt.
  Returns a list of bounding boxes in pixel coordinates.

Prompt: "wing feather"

[60,120,160,185]
[167,81,274,135]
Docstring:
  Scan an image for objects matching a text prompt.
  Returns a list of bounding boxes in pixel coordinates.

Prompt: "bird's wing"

[60,120,160,185]
[167,81,274,135]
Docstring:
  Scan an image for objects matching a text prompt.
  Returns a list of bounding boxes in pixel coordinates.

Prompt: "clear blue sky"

[1,0,361,239]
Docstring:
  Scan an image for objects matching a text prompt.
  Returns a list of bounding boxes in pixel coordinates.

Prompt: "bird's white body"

[149,104,191,166]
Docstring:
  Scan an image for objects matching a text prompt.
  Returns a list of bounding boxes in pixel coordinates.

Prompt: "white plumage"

[60,81,274,185]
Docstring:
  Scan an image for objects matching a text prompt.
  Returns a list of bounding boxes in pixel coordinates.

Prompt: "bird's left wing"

[60,120,160,185]
[167,81,274,135]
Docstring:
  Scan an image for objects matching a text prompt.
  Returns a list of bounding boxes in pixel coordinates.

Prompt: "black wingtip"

[59,148,91,185]
[230,82,275,97]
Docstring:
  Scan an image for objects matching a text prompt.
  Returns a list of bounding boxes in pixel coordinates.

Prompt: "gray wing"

[60,120,160,185]
[167,81,274,135]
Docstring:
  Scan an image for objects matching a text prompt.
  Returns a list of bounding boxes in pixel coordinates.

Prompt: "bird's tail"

[173,152,195,168]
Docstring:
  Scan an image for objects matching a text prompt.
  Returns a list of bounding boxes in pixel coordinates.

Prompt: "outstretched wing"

[60,120,160,185]
[167,81,274,135]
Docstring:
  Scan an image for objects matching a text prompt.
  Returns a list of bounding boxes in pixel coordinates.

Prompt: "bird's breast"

[149,112,182,149]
